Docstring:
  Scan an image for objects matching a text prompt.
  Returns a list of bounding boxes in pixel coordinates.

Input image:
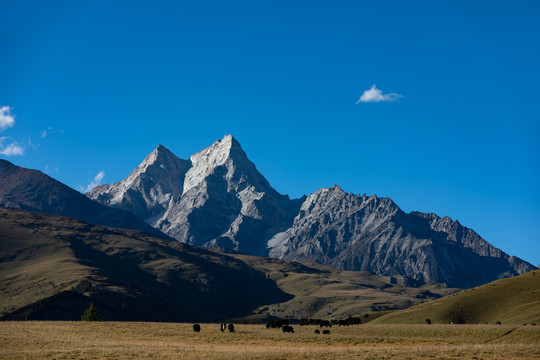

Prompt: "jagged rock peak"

[183,134,270,195]
[305,185,397,209]
[142,143,180,166]
[189,135,245,164]
[86,144,191,223]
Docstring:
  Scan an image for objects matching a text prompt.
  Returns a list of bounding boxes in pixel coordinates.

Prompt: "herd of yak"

[192,316,365,334]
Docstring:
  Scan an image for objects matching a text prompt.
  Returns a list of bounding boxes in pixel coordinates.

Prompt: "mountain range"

[87,135,535,288]
[0,135,536,321]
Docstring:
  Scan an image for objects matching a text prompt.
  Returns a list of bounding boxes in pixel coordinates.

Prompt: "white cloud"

[356,84,403,103]
[0,106,15,131]
[83,171,106,192]
[0,137,24,156]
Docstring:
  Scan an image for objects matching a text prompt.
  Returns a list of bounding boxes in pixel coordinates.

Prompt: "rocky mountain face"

[88,144,191,226]
[87,135,535,288]
[0,160,166,239]
[268,185,535,288]
[88,135,303,255]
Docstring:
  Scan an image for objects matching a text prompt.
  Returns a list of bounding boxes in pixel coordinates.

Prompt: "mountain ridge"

[268,184,534,288]
[0,159,166,239]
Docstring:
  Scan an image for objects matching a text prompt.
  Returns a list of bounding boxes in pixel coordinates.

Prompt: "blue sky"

[1,1,539,265]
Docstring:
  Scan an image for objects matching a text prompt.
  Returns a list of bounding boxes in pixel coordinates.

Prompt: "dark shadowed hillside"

[0,208,289,321]
[0,160,166,238]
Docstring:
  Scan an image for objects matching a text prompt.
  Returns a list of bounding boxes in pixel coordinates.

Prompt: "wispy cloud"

[356,84,403,103]
[0,137,24,156]
[41,126,64,139]
[41,127,51,138]
[81,171,105,193]
[0,106,15,131]
[44,164,59,174]
[41,126,63,139]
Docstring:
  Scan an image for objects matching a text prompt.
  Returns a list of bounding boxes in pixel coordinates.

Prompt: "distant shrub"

[81,303,103,321]
[448,307,467,324]
[72,280,92,294]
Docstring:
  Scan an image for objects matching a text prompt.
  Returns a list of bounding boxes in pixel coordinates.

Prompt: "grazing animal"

[193,324,201,332]
[322,330,330,334]
[319,320,331,328]
[266,319,290,329]
[496,321,502,325]
[314,329,320,334]
[425,318,432,325]
[228,323,235,333]
[282,325,294,333]
[220,323,226,332]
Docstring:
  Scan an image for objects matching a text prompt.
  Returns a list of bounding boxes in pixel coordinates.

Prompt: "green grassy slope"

[370,270,540,324]
[227,254,459,320]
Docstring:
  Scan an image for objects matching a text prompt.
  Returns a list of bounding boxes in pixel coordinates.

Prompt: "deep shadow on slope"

[0,208,291,321]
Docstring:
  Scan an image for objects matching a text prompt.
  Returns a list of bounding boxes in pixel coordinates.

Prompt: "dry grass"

[1,322,539,359]
[372,270,540,325]
[230,254,459,320]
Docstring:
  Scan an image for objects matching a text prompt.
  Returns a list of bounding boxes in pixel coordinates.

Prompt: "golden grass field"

[1,322,539,359]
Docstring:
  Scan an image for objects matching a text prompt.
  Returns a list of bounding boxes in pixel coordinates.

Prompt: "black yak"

[266,319,289,329]
[228,323,235,333]
[193,324,201,332]
[282,325,294,333]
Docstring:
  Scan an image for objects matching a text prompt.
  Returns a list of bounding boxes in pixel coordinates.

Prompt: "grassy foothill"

[1,322,539,359]
[371,270,540,325]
